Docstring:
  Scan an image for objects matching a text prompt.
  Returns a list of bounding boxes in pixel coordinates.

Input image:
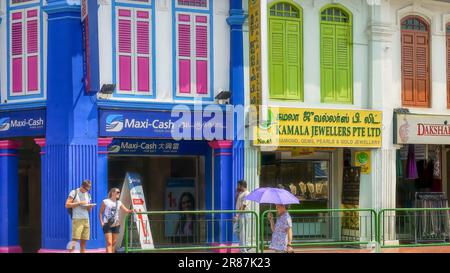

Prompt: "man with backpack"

[65,179,96,253]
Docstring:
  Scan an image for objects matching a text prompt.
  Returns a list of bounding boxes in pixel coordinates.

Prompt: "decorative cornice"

[98,138,113,147]
[209,140,233,150]
[366,23,396,42]
[43,1,81,15]
[0,140,22,150]
[227,9,247,27]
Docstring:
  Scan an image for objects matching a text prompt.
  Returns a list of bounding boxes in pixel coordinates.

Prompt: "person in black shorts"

[99,188,133,253]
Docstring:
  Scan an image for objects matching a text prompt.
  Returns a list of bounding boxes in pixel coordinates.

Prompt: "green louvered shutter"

[335,25,352,103]
[269,19,285,98]
[285,21,302,100]
[320,23,335,103]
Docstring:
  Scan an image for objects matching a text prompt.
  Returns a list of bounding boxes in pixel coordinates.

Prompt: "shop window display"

[260,152,331,241]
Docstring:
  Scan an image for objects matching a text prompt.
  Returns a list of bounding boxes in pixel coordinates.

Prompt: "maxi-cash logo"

[106,115,124,132]
[0,118,11,132]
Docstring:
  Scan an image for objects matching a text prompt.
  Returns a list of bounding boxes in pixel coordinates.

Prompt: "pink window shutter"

[27,15,39,92]
[195,16,208,94]
[136,15,150,93]
[178,15,191,94]
[118,10,132,92]
[11,18,23,94]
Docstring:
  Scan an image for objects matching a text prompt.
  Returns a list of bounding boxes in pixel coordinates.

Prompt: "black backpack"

[67,189,78,219]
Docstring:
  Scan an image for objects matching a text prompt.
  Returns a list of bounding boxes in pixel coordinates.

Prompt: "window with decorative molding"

[320,5,353,104]
[9,7,40,97]
[268,1,303,101]
[115,7,152,95]
[175,12,210,98]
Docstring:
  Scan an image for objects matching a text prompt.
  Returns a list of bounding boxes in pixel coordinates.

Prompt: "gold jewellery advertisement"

[253,107,383,148]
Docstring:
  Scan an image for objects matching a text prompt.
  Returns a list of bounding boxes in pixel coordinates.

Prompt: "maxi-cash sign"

[254,108,382,148]
[100,109,230,139]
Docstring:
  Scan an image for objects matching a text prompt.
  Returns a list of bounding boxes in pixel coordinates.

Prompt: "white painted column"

[366,0,398,247]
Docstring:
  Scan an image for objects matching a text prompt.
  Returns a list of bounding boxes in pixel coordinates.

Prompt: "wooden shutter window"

[178,14,191,94]
[118,9,132,92]
[136,11,150,93]
[11,12,23,94]
[116,8,152,94]
[177,13,210,96]
[320,6,352,104]
[401,16,430,107]
[27,9,39,92]
[195,16,208,95]
[268,2,303,100]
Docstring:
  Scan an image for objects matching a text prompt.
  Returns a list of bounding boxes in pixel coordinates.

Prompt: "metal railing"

[122,208,450,253]
[124,210,260,253]
[378,208,450,248]
[260,209,377,253]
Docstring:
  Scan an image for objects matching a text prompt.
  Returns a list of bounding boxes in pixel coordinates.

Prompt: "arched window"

[401,16,430,107]
[268,1,303,100]
[447,23,450,108]
[320,5,352,104]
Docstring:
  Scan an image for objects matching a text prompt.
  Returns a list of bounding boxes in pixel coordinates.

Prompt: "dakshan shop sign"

[254,107,382,148]
[395,113,450,144]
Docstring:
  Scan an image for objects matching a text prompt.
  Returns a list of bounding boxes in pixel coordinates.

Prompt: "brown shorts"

[72,219,90,241]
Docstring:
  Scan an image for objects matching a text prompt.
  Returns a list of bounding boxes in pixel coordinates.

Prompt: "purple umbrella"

[244,187,300,205]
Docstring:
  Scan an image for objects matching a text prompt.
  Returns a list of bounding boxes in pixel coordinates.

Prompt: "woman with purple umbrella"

[245,187,298,253]
[268,204,293,253]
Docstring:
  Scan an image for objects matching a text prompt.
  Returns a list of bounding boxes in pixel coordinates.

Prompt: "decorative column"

[209,141,233,244]
[39,0,102,252]
[367,2,398,247]
[0,140,22,253]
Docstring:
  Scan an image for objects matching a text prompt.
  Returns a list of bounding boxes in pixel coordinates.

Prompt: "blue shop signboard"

[0,109,46,138]
[108,139,209,156]
[100,109,232,140]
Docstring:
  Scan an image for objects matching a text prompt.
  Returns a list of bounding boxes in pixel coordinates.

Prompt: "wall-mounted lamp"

[99,84,116,95]
[215,90,231,105]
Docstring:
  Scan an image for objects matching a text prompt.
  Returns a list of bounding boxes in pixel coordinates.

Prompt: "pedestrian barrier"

[122,208,450,253]
[378,208,450,248]
[124,210,260,253]
[260,209,378,253]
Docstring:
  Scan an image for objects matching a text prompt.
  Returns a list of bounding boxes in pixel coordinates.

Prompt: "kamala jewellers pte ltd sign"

[254,107,382,148]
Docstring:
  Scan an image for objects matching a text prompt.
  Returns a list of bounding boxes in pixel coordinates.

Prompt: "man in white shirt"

[234,180,251,253]
[65,179,96,253]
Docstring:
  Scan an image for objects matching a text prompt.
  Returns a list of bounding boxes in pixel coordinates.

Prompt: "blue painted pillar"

[0,140,22,253]
[209,141,233,243]
[227,0,246,208]
[39,1,104,252]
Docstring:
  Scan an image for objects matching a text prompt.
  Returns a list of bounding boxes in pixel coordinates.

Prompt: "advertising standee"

[117,172,154,250]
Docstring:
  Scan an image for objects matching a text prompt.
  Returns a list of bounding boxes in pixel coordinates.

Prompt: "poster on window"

[341,167,361,241]
[164,178,196,239]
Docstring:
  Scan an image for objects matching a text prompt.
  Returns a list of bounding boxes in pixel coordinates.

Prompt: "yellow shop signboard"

[254,108,382,148]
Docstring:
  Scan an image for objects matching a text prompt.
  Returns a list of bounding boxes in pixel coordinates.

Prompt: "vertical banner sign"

[118,172,154,250]
[81,0,100,94]
[249,0,262,123]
